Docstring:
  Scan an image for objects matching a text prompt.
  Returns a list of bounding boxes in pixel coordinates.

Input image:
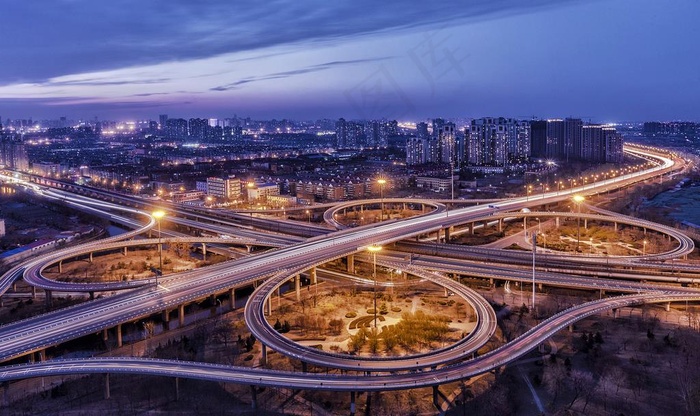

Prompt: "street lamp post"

[377,178,386,221]
[306,209,311,223]
[367,245,382,329]
[643,240,648,256]
[152,210,165,287]
[573,195,585,252]
[532,233,537,315]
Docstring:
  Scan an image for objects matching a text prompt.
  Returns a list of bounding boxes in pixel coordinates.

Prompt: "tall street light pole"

[573,195,585,252]
[152,210,165,287]
[367,245,382,329]
[532,233,537,315]
[377,178,386,221]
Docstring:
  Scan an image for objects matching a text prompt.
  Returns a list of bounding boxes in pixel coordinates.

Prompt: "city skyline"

[1,0,699,121]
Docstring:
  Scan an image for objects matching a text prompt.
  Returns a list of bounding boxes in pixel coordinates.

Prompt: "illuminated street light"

[377,178,387,221]
[643,240,648,256]
[305,209,311,223]
[367,245,382,328]
[573,195,585,252]
[152,210,165,287]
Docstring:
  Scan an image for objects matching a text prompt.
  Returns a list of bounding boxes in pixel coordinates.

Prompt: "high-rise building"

[206,177,241,200]
[465,117,529,169]
[159,114,168,129]
[0,136,29,171]
[188,118,209,140]
[406,136,430,165]
[165,118,188,139]
[439,122,456,164]
[336,118,365,149]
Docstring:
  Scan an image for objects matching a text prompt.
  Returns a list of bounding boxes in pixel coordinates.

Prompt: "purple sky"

[0,0,698,122]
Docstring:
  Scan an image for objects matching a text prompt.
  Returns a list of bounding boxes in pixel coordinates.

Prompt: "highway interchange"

[0,145,698,407]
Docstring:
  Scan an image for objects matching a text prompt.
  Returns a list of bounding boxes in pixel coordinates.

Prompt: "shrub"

[345,312,357,318]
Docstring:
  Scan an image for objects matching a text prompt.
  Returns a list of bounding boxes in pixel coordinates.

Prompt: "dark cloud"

[0,0,590,84]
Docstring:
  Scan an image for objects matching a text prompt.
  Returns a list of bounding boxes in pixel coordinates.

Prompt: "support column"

[229,288,236,309]
[45,290,52,308]
[432,386,439,410]
[174,377,180,402]
[250,386,258,410]
[444,227,451,243]
[584,219,588,229]
[302,361,308,373]
[162,310,171,330]
[58,260,62,273]
[178,304,185,327]
[104,374,110,400]
[350,391,356,416]
[202,243,207,261]
[266,296,272,316]
[295,275,301,301]
[261,345,267,365]
[102,328,109,342]
[568,324,573,332]
[310,267,317,285]
[665,302,671,312]
[116,324,122,347]
[89,252,93,263]
[498,219,503,232]
[614,222,618,232]
[555,217,560,228]
[123,246,127,256]
[347,254,355,273]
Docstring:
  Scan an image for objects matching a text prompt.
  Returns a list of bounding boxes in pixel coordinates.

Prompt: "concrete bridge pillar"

[266,296,272,316]
[432,385,440,411]
[202,243,207,261]
[103,328,109,341]
[261,344,267,365]
[498,219,503,232]
[250,386,258,410]
[665,302,671,312]
[584,219,588,229]
[162,309,171,330]
[347,254,355,273]
[612,308,618,318]
[123,246,127,256]
[45,290,52,308]
[568,324,574,332]
[104,374,110,400]
[295,275,301,301]
[538,283,543,291]
[89,252,93,263]
[116,324,122,347]
[614,222,618,232]
[58,260,62,273]
[178,304,185,327]
[229,288,236,309]
[174,377,180,402]
[310,267,317,285]
[470,222,475,235]
[350,391,356,416]
[444,227,450,243]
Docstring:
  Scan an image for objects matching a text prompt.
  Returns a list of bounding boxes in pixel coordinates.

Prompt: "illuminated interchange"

[0,144,697,413]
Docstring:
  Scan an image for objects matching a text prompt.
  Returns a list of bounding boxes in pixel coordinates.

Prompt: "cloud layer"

[1,0,585,84]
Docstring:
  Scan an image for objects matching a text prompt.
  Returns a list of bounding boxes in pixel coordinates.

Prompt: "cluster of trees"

[347,311,451,354]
